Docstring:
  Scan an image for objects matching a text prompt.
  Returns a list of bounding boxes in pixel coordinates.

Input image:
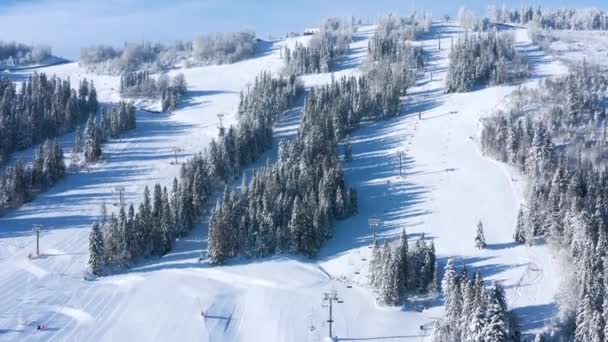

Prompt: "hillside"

[0,18,582,342]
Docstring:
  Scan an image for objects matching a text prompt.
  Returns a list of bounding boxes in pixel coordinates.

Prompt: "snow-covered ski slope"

[0,22,569,341]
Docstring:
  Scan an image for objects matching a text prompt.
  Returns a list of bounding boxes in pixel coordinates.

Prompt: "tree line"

[502,6,608,31]
[0,101,136,217]
[283,18,353,75]
[80,30,257,75]
[445,32,527,93]
[432,260,521,341]
[368,230,437,305]
[482,63,608,340]
[207,78,358,263]
[89,153,212,274]
[207,21,425,263]
[119,70,187,112]
[0,139,64,214]
[369,13,430,63]
[89,16,425,271]
[0,73,98,164]
[0,41,52,66]
[88,71,303,275]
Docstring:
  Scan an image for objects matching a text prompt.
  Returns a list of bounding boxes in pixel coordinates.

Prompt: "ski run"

[0,15,583,342]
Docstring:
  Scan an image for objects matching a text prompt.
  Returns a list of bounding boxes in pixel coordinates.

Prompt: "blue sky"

[0,0,606,59]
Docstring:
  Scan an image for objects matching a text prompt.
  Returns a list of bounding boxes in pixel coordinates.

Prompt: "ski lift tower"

[397,151,405,177]
[115,186,125,207]
[33,224,42,257]
[217,113,225,136]
[322,290,343,339]
[171,146,183,165]
[368,218,383,243]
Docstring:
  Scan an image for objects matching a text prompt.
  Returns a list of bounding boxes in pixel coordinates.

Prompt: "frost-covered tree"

[84,114,101,163]
[88,222,105,276]
[442,259,461,329]
[513,207,526,243]
[446,32,526,93]
[475,220,487,249]
[284,18,353,75]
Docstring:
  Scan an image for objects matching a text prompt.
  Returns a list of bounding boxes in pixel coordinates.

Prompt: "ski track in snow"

[0,23,568,341]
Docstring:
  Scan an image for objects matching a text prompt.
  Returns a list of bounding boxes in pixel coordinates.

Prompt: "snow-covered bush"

[192,30,256,64]
[80,30,256,75]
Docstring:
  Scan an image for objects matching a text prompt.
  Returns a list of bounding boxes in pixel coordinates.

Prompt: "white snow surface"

[0,23,569,341]
[542,29,608,69]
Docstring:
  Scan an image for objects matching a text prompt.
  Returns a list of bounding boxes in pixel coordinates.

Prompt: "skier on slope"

[201,308,206,319]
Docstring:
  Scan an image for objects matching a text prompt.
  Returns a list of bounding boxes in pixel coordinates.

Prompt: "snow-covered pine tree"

[71,126,83,165]
[84,114,101,163]
[475,220,487,249]
[513,207,526,243]
[395,229,409,297]
[369,239,382,289]
[468,305,486,342]
[442,259,461,329]
[88,222,105,276]
[380,241,396,304]
[483,303,507,342]
[208,200,231,264]
[159,186,174,255]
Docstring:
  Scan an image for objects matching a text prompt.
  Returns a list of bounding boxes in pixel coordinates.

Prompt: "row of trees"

[89,72,303,274]
[209,72,303,182]
[1,102,137,217]
[89,153,212,274]
[119,71,187,112]
[192,30,257,65]
[445,32,527,93]
[207,22,425,263]
[432,260,521,341]
[368,230,437,305]
[283,18,353,75]
[0,41,52,66]
[482,64,608,339]
[457,7,494,32]
[207,78,358,263]
[0,140,64,214]
[76,102,137,165]
[0,73,98,164]
[369,13,429,63]
[503,6,608,31]
[80,30,257,75]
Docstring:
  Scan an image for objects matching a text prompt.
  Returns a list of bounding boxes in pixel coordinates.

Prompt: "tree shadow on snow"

[0,110,194,237]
